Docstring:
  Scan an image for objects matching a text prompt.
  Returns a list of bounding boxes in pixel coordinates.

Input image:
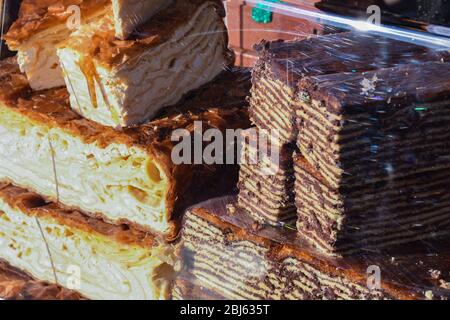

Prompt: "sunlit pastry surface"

[0,182,177,300]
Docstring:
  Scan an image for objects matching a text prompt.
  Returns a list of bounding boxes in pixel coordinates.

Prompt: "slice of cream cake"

[0,182,178,300]
[4,0,169,90]
[0,58,251,239]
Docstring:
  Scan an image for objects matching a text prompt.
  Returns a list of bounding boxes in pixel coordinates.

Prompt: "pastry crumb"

[226,204,236,215]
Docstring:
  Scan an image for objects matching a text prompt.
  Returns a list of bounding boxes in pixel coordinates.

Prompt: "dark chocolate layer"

[296,62,450,190]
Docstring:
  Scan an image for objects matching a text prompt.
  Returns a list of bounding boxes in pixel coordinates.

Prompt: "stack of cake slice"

[56,0,233,127]
[0,61,251,299]
[0,25,251,299]
[178,197,450,300]
[0,0,21,59]
[237,31,450,227]
[295,62,450,255]
[0,259,82,300]
[0,0,250,299]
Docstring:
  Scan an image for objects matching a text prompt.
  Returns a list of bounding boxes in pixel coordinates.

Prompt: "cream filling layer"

[0,107,170,234]
[57,2,229,127]
[0,199,177,300]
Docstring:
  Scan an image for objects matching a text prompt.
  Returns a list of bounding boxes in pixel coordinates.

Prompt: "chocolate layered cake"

[295,62,450,255]
[250,32,450,144]
[0,182,179,300]
[5,0,169,90]
[237,129,297,225]
[0,260,82,300]
[0,58,251,240]
[180,197,450,300]
[57,0,234,127]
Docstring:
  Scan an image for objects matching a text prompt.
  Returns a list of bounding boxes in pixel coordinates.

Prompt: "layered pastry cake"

[4,0,169,90]
[0,182,178,300]
[0,58,251,239]
[57,0,234,127]
[250,32,450,144]
[295,155,450,256]
[237,129,297,225]
[180,197,450,300]
[0,260,81,300]
[295,62,450,255]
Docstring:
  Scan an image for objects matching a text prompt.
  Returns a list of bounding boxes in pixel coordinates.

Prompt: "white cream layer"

[0,198,177,300]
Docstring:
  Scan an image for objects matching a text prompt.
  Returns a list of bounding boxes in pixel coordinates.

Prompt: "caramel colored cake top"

[63,0,227,67]
[5,0,109,46]
[0,58,250,157]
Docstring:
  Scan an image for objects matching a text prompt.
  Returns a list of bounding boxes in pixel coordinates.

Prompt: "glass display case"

[1,0,450,301]
[225,0,450,65]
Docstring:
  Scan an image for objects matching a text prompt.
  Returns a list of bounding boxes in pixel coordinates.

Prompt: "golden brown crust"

[0,259,82,300]
[0,182,156,247]
[64,0,232,67]
[0,59,251,240]
[5,0,109,47]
